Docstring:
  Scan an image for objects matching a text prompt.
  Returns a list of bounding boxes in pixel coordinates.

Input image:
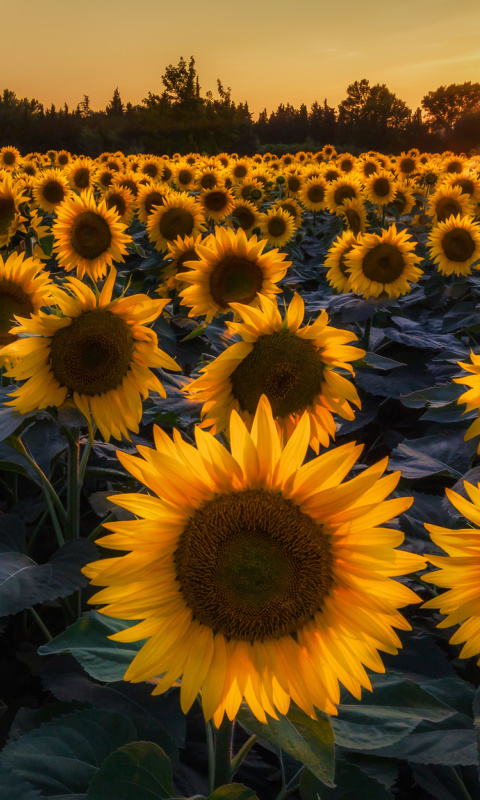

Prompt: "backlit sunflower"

[283,170,304,197]
[66,158,96,192]
[427,215,480,277]
[184,293,364,451]
[113,170,140,198]
[356,157,381,181]
[178,226,291,323]
[94,167,116,191]
[55,150,72,169]
[0,146,22,171]
[455,351,480,452]
[228,200,261,235]
[82,394,424,724]
[325,177,363,214]
[396,153,418,180]
[52,190,131,281]
[364,170,397,207]
[235,179,265,205]
[324,230,361,293]
[146,193,206,253]
[441,155,468,175]
[346,224,423,299]
[389,182,416,216]
[338,197,367,236]
[0,268,180,442]
[162,233,205,291]
[104,186,137,227]
[199,188,235,222]
[0,251,53,348]
[0,174,28,248]
[136,182,169,225]
[195,166,224,192]
[336,153,357,174]
[138,156,165,182]
[444,171,480,205]
[276,198,303,228]
[230,159,251,183]
[422,483,480,665]
[32,168,72,213]
[258,207,297,248]
[174,163,196,192]
[299,177,328,212]
[426,184,475,224]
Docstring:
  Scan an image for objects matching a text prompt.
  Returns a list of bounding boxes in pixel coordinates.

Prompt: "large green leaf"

[86,742,175,800]
[300,761,394,800]
[237,704,335,787]
[0,765,42,800]
[38,611,144,681]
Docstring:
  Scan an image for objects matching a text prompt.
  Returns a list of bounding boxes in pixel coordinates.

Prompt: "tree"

[77,94,92,117]
[106,87,124,116]
[337,79,411,148]
[161,55,199,108]
[422,82,480,134]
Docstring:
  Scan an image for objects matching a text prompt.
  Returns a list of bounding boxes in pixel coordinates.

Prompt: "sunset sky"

[3,0,480,118]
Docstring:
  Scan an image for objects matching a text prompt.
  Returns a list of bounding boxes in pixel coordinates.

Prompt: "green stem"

[42,484,65,547]
[274,766,304,800]
[7,435,67,524]
[449,767,473,800]
[230,734,258,779]
[79,432,94,485]
[65,428,80,539]
[29,607,53,641]
[206,720,216,795]
[213,717,234,788]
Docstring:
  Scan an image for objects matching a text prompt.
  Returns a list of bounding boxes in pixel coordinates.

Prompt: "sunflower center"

[99,171,114,188]
[234,165,248,179]
[209,256,264,309]
[58,154,69,165]
[340,159,354,172]
[392,192,406,214]
[177,249,199,270]
[142,164,159,179]
[363,162,378,176]
[43,180,66,204]
[442,228,476,262]
[50,308,134,395]
[400,158,415,174]
[334,185,357,206]
[287,176,301,192]
[307,185,325,203]
[118,179,138,197]
[175,489,333,641]
[204,191,229,212]
[435,197,462,223]
[70,211,112,260]
[362,243,406,283]
[233,206,256,230]
[74,168,90,189]
[178,169,193,185]
[268,217,287,237]
[452,178,474,197]
[373,177,391,197]
[200,173,217,190]
[159,208,194,242]
[0,280,34,345]
[144,192,165,216]
[230,328,324,417]
[339,248,354,276]
[0,196,15,237]
[446,161,463,174]
[3,151,16,166]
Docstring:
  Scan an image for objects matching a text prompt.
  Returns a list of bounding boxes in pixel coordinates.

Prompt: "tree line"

[1,56,479,157]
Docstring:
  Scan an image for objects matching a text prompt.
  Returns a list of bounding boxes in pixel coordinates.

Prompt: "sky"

[2,0,480,119]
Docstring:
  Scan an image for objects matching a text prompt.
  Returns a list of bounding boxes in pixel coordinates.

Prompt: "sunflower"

[66,158,96,192]
[0,268,180,442]
[0,174,28,248]
[284,170,304,198]
[146,193,206,253]
[82,394,424,724]
[162,233,204,291]
[52,190,131,281]
[444,171,480,205]
[0,146,22,171]
[136,182,169,225]
[230,159,251,183]
[346,224,423,299]
[196,166,224,191]
[299,177,328,212]
[178,226,291,324]
[325,177,363,214]
[32,168,72,213]
[138,156,165,182]
[336,153,357,174]
[427,215,480,277]
[184,292,364,450]
[199,187,235,222]
[0,251,53,348]
[441,155,468,175]
[395,153,418,180]
[422,483,480,665]
[55,150,72,169]
[337,197,367,236]
[174,163,196,192]
[94,167,116,191]
[321,144,337,159]
[235,179,265,205]
[275,198,303,228]
[455,352,480,451]
[104,185,137,227]
[389,182,416,216]
[426,184,475,224]
[364,170,397,206]
[112,170,140,198]
[356,157,381,181]
[324,230,361,293]
[228,200,261,235]
[258,207,296,248]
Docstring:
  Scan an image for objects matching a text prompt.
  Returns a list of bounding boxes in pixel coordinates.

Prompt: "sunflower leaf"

[207,784,259,799]
[0,765,42,800]
[86,742,175,800]
[300,761,394,800]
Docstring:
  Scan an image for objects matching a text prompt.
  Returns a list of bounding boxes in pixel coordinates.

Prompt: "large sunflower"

[66,158,96,192]
[33,168,72,213]
[299,176,328,212]
[228,200,261,235]
[82,395,424,725]
[427,214,480,277]
[0,269,180,442]
[199,187,235,222]
[178,226,291,323]
[146,193,206,253]
[325,177,363,214]
[422,483,480,665]
[0,251,53,348]
[183,293,364,451]
[52,190,131,281]
[258,207,297,248]
[364,170,397,207]
[345,224,423,299]
[426,184,474,224]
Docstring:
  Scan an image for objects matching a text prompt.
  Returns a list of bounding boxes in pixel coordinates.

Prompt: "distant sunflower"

[284,170,304,198]
[55,150,72,169]
[136,182,169,225]
[138,156,165,182]
[427,215,480,277]
[0,146,22,171]
[0,251,53,348]
[0,269,180,442]
[389,182,416,216]
[229,200,261,235]
[276,198,303,228]
[196,166,224,191]
[422,483,480,665]
[235,179,265,205]
[66,158,96,192]
[146,193,206,252]
[364,170,397,206]
[33,168,71,213]
[104,185,137,227]
[299,176,328,212]
[199,187,235,222]
[174,163,196,192]
[444,171,480,205]
[356,157,381,181]
[336,153,357,174]
[426,184,475,224]
[455,352,480,451]
[326,177,363,213]
[441,155,468,175]
[0,174,28,248]
[95,167,116,191]
[82,394,424,724]
[346,224,423,299]
[184,293,364,451]
[324,230,361,293]
[258,207,296,248]
[230,159,251,183]
[338,197,367,236]
[396,153,418,180]
[113,170,140,198]
[321,144,336,159]
[178,226,291,323]
[52,190,131,281]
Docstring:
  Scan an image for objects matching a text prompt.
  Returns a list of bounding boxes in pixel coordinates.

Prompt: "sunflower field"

[1,144,480,799]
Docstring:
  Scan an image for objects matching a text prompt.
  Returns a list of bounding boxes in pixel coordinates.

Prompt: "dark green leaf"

[300,761,394,800]
[86,742,175,800]
[0,765,42,800]
[388,430,476,479]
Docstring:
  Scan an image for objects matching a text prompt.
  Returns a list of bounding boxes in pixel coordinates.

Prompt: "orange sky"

[2,0,480,118]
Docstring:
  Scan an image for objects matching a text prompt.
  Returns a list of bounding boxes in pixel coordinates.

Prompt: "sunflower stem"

[205,720,216,794]
[381,204,385,228]
[230,734,258,778]
[65,428,80,539]
[6,435,67,528]
[449,767,473,800]
[29,607,53,641]
[213,716,234,788]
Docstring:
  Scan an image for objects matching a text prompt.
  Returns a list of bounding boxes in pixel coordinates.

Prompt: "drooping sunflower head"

[345,224,423,299]
[284,170,304,197]
[177,226,291,323]
[258,207,297,248]
[82,394,424,723]
[146,192,206,252]
[0,146,22,171]
[0,251,53,348]
[32,168,72,213]
[427,214,480,277]
[0,268,180,441]
[52,190,131,280]
[184,292,365,451]
[324,230,362,293]
[275,198,303,228]
[112,170,140,198]
[338,197,367,236]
